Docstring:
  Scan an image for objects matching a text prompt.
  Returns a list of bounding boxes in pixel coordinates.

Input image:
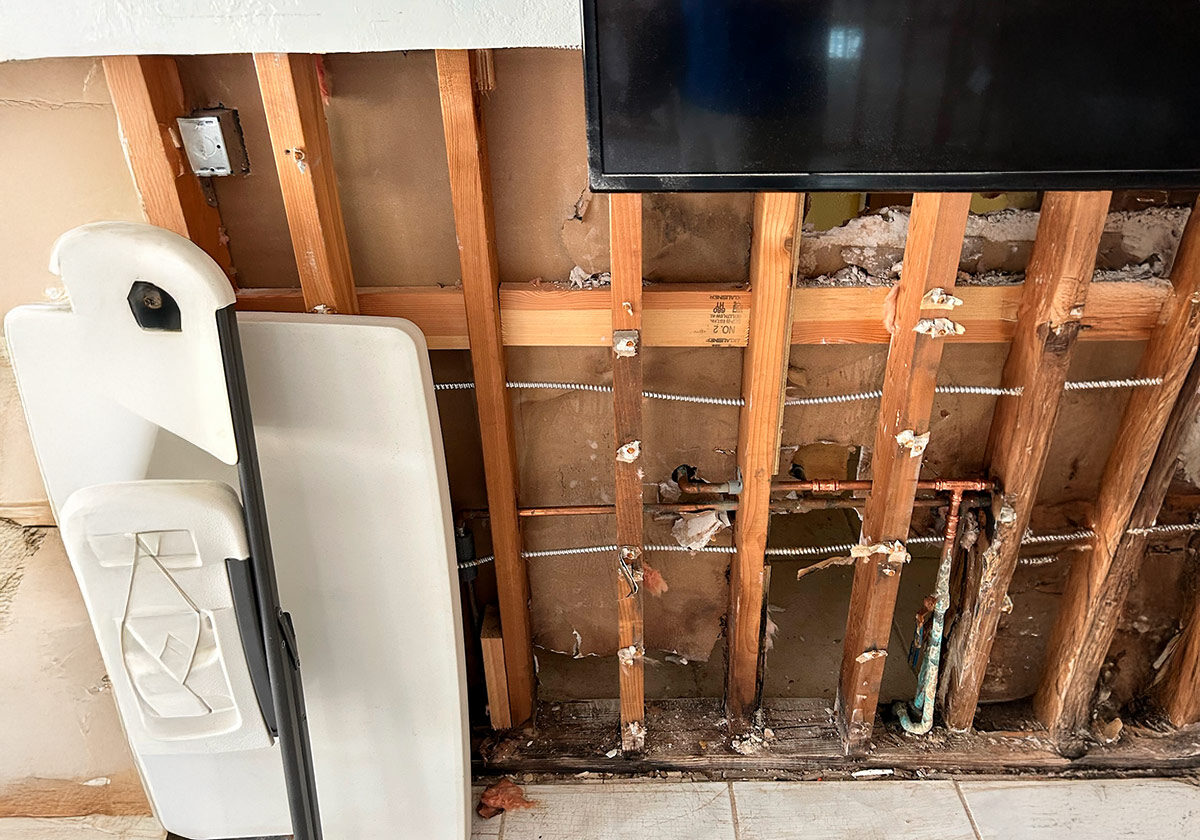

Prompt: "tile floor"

[2,778,1197,839]
[473,778,1200,840]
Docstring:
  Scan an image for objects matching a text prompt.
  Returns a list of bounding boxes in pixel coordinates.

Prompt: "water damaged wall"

[1,49,1198,809]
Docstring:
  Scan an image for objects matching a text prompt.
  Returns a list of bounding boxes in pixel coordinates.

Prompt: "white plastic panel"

[59,481,269,752]
[7,223,470,840]
[56,481,289,839]
[50,222,238,465]
[240,314,471,840]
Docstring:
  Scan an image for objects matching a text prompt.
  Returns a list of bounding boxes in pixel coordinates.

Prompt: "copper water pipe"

[516,498,950,517]
[940,489,966,566]
[457,495,960,522]
[771,478,992,493]
[520,502,736,517]
[672,464,744,495]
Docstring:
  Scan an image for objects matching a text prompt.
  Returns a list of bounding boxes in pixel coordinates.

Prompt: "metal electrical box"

[176,109,248,177]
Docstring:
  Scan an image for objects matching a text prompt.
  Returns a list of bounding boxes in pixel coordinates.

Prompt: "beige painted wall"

[0,57,147,815]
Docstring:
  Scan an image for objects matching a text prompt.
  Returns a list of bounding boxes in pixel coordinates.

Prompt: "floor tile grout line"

[954,780,984,840]
[729,781,742,840]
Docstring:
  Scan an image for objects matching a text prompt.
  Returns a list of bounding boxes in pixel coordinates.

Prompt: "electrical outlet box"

[176,109,248,177]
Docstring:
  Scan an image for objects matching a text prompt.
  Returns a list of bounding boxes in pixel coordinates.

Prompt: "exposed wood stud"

[254,53,358,314]
[1159,538,1200,726]
[102,55,234,281]
[726,193,802,726]
[471,49,497,92]
[480,605,512,730]
[610,192,646,753]
[836,192,972,753]
[940,192,1111,731]
[1150,357,1200,727]
[436,48,535,725]
[1035,199,1200,741]
[235,281,1168,349]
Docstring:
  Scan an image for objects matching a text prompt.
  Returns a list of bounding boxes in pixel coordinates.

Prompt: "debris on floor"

[476,777,536,819]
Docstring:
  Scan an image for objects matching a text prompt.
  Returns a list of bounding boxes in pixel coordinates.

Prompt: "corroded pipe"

[895,488,965,735]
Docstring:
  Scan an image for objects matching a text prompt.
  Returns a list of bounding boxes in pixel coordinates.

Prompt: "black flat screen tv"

[582,0,1200,191]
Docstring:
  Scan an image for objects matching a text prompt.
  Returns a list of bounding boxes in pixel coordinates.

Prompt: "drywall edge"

[0,0,582,61]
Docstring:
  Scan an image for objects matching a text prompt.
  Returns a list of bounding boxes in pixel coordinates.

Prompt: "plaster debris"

[921,287,963,309]
[895,429,931,458]
[617,644,639,666]
[616,440,641,462]
[913,317,965,337]
[605,747,620,758]
[800,204,1189,281]
[851,768,895,778]
[730,725,770,755]
[850,541,909,564]
[664,653,689,666]
[671,509,730,551]
[764,613,780,652]
[658,479,682,502]
[568,265,611,289]
[571,628,583,659]
[613,330,638,357]
[855,648,888,664]
[476,778,536,820]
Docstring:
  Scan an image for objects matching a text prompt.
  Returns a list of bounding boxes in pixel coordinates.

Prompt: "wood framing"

[481,697,1200,776]
[103,55,233,279]
[1159,548,1200,725]
[254,53,358,314]
[1152,358,1200,727]
[235,280,1168,349]
[480,606,512,730]
[940,192,1111,731]
[1035,199,1200,740]
[436,48,535,725]
[837,192,972,752]
[609,192,646,752]
[726,193,802,725]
